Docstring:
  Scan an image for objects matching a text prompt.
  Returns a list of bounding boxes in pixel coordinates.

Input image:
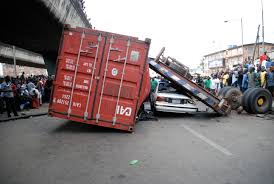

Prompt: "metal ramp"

[149,48,231,115]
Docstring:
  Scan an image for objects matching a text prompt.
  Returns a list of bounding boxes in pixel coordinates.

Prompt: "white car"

[152,81,198,114]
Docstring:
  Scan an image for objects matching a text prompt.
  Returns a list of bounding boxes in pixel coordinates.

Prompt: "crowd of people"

[194,52,274,97]
[0,72,53,118]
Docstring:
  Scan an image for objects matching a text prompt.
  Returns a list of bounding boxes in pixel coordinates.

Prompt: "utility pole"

[241,18,244,64]
[261,0,265,52]
[224,18,244,64]
[13,46,17,77]
[252,25,260,64]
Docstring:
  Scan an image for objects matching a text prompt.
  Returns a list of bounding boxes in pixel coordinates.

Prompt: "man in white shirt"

[210,75,220,95]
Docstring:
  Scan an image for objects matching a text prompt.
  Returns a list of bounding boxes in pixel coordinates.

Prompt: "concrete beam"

[0,42,45,68]
[39,0,91,28]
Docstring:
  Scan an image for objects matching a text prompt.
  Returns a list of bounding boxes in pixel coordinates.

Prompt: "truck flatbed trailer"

[149,48,231,115]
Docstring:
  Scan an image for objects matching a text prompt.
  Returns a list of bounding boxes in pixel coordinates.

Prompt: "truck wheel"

[248,88,272,114]
[218,86,232,98]
[242,88,257,113]
[223,87,242,110]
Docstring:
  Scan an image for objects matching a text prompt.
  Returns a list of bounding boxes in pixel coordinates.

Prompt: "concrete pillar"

[44,58,56,75]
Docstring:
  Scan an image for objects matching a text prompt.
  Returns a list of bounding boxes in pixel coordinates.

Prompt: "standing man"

[211,75,220,95]
[259,51,268,65]
[231,69,238,87]
[237,67,243,91]
[0,77,4,114]
[204,76,211,91]
[150,77,158,93]
[222,71,229,87]
[266,67,274,97]
[260,66,267,88]
[242,68,248,92]
[2,76,18,117]
[247,67,256,88]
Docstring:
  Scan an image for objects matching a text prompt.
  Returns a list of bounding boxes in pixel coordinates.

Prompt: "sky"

[85,0,274,68]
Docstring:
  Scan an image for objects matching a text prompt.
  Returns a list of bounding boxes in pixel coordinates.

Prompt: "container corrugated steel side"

[49,25,151,132]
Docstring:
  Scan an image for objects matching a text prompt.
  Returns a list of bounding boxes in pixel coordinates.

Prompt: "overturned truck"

[49,26,273,132]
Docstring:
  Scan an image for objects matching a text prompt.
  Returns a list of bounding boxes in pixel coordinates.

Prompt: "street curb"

[0,112,48,123]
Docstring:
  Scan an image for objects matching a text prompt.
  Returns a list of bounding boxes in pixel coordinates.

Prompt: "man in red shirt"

[259,51,267,65]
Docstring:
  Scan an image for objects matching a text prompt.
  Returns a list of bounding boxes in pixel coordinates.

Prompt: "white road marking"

[182,125,233,156]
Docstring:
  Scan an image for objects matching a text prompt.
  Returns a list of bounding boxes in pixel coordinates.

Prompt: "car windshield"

[158,82,177,93]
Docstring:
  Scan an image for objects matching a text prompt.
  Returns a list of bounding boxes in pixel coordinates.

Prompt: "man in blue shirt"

[265,57,274,69]
[266,67,274,97]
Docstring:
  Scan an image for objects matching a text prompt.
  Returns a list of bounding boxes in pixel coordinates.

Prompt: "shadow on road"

[52,121,129,134]
[155,112,221,119]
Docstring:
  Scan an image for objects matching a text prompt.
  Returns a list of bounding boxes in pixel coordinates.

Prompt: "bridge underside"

[0,0,63,75]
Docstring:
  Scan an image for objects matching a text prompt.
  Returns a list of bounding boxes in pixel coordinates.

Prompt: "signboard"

[208,59,224,69]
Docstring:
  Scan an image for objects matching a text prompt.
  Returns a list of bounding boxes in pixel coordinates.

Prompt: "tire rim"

[257,97,265,106]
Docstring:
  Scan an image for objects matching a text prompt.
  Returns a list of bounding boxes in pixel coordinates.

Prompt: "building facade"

[203,42,274,75]
[0,63,48,77]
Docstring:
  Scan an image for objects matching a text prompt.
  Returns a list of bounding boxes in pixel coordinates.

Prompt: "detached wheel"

[242,88,257,113]
[248,88,272,114]
[218,86,232,98]
[223,87,242,110]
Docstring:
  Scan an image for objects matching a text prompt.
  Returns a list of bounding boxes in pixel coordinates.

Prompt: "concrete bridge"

[0,0,92,75]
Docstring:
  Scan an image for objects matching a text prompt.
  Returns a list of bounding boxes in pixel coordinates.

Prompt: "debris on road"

[129,160,139,165]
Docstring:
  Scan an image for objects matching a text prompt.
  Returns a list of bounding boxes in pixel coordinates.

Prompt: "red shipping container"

[49,25,151,132]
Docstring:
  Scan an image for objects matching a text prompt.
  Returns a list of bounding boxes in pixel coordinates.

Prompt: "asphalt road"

[0,112,274,184]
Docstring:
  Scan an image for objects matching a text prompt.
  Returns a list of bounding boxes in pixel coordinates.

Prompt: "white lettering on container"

[76,84,88,90]
[65,64,75,70]
[73,102,81,108]
[83,62,89,67]
[62,94,70,100]
[116,105,132,117]
[83,62,92,68]
[64,75,72,81]
[66,58,74,64]
[83,80,89,84]
[56,99,69,106]
[63,81,72,87]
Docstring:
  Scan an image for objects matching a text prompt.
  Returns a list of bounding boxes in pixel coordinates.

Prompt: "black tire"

[223,87,242,110]
[218,86,232,98]
[248,88,272,114]
[242,88,257,113]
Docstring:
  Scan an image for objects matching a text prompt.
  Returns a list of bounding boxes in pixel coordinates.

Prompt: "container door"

[51,30,105,120]
[92,35,148,127]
